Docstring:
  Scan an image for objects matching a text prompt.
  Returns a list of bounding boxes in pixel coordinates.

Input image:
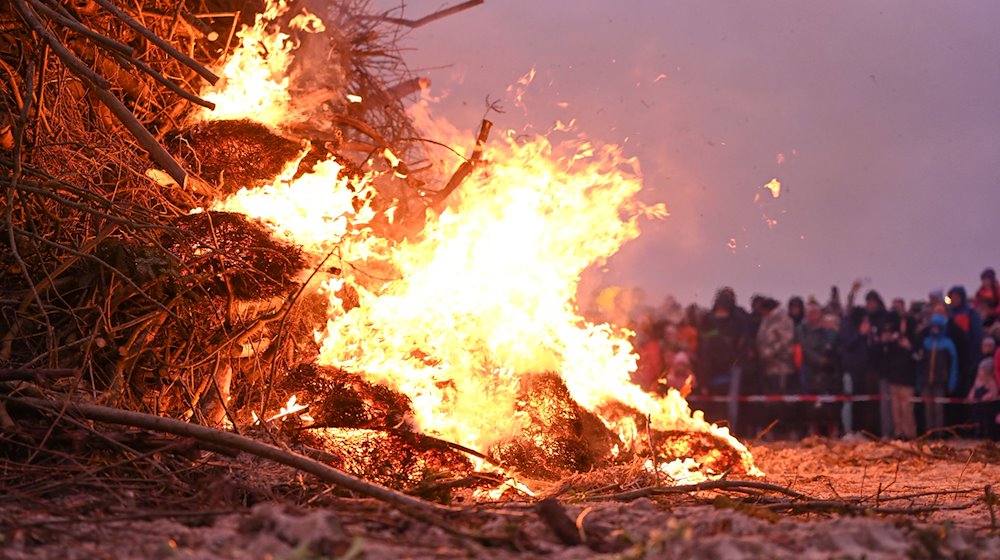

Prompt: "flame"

[199,3,761,481]
[195,0,325,127]
[212,156,381,258]
[267,394,311,422]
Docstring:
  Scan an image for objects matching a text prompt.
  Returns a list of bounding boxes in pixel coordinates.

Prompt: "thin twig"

[362,0,484,29]
[90,0,219,85]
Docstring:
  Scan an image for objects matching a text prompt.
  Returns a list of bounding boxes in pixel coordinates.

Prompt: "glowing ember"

[199,3,761,481]
[267,394,312,423]
[763,177,782,198]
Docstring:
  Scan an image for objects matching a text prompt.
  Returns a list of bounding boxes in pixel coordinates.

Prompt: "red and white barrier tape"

[685,394,1000,404]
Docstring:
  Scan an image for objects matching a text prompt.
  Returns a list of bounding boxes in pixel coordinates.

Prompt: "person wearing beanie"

[975,267,1000,327]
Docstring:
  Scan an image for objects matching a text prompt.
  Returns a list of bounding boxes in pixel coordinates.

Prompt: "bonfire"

[1,1,997,558]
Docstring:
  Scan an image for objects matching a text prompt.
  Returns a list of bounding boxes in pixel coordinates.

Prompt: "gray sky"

[385,1,1000,307]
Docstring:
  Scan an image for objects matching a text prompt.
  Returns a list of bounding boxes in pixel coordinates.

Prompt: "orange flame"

[195,0,326,127]
[200,4,761,481]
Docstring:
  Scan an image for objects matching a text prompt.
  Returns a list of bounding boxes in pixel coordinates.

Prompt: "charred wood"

[167,119,306,194]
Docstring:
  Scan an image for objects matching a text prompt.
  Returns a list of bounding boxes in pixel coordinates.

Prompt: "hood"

[948,285,969,310]
[865,290,886,312]
[929,313,948,331]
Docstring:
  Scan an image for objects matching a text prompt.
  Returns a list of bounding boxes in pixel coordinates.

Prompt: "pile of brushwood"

[4,4,999,558]
[0,0,754,514]
[0,0,451,424]
[0,0,492,494]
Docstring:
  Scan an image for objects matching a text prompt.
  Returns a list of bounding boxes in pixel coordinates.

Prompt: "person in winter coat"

[697,287,750,434]
[871,312,917,439]
[798,302,841,437]
[975,268,1000,327]
[968,337,999,439]
[757,298,797,392]
[839,306,870,434]
[917,313,959,435]
[864,290,893,437]
[756,297,797,438]
[948,285,984,395]
[947,285,984,433]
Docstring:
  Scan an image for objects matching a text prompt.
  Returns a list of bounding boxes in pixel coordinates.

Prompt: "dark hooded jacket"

[864,290,889,364]
[697,289,750,389]
[948,285,984,393]
[870,311,916,387]
[839,306,869,376]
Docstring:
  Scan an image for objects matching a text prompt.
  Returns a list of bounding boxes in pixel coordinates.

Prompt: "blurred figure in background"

[968,336,998,439]
[743,295,768,434]
[631,314,664,393]
[839,306,870,436]
[864,290,892,438]
[697,287,750,434]
[891,297,908,318]
[825,285,843,317]
[677,304,701,358]
[664,351,694,394]
[788,296,805,328]
[875,312,917,440]
[798,302,841,437]
[947,285,983,432]
[975,268,999,328]
[756,296,797,438]
[917,313,959,436]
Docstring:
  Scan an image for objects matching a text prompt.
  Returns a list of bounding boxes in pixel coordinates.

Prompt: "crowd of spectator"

[623,268,1000,441]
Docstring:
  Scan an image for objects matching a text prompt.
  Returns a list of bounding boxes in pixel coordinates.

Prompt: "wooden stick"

[365,0,484,29]
[10,396,457,515]
[89,83,189,186]
[13,0,110,89]
[90,0,219,85]
[29,0,135,57]
[12,0,190,186]
[430,119,491,210]
[34,0,210,108]
[0,368,79,382]
[110,51,216,110]
[182,11,219,42]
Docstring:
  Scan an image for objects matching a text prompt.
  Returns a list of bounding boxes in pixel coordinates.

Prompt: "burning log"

[652,430,753,478]
[277,365,476,491]
[298,427,473,491]
[279,363,411,429]
[490,372,617,481]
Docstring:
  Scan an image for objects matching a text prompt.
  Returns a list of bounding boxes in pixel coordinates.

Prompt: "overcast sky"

[383,1,1000,308]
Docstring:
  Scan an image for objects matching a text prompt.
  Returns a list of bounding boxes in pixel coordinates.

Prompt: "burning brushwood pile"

[2,1,997,558]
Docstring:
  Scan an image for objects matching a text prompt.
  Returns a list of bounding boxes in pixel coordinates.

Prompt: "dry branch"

[365,0,484,29]
[12,0,191,186]
[90,0,220,85]
[30,0,135,57]
[9,396,458,515]
[0,368,78,382]
[429,118,491,210]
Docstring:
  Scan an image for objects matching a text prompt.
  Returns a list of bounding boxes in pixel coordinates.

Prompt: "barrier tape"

[685,394,1000,404]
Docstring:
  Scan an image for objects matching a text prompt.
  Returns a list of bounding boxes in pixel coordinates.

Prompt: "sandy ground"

[2,437,999,559]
